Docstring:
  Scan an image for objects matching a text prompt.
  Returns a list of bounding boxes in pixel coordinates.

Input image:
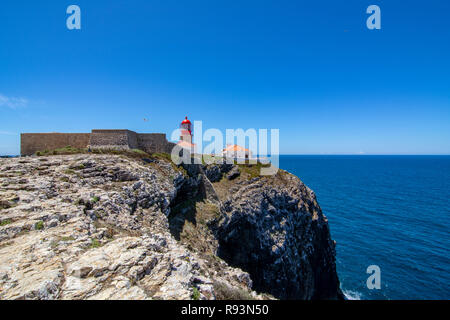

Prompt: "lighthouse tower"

[180,116,193,144]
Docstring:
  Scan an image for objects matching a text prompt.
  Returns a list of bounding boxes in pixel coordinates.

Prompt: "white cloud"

[0,93,28,109]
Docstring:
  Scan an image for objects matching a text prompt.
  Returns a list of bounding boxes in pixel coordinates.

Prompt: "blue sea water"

[279,155,450,300]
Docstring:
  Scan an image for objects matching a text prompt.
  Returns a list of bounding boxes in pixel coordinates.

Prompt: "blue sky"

[1,0,449,155]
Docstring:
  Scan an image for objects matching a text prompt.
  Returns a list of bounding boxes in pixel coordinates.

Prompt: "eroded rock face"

[214,172,344,299]
[0,155,256,300]
[0,155,342,300]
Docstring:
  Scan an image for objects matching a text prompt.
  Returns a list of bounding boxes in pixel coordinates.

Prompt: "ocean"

[279,155,450,300]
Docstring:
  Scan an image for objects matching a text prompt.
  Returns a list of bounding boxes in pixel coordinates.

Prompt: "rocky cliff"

[0,153,343,300]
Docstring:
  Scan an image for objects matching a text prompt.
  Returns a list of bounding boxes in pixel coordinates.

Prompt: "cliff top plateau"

[0,151,343,300]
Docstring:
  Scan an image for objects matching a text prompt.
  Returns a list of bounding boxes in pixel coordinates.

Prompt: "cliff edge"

[0,153,343,299]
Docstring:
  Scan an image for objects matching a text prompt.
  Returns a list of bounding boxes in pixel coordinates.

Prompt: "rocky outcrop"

[0,154,343,300]
[213,172,343,299]
[0,155,255,300]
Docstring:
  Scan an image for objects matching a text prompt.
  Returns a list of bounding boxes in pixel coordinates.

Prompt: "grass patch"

[89,238,102,249]
[60,236,76,241]
[91,196,100,203]
[50,236,76,249]
[35,220,44,230]
[50,240,59,249]
[237,161,271,180]
[34,146,155,161]
[0,219,13,226]
[35,146,88,156]
[213,281,254,300]
[131,148,147,155]
[198,154,224,165]
[191,287,200,300]
[151,152,172,162]
[92,148,152,159]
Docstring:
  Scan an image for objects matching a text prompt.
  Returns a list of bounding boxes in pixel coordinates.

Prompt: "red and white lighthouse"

[180,116,192,144]
[177,116,196,153]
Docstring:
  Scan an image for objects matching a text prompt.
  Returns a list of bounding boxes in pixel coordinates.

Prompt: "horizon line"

[2,153,450,157]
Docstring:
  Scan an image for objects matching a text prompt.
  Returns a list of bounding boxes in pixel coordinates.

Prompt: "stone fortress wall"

[20,129,176,156]
[20,133,91,156]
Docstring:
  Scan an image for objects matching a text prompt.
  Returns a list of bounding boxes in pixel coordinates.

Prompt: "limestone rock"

[0,155,256,300]
[214,172,344,299]
[0,154,342,300]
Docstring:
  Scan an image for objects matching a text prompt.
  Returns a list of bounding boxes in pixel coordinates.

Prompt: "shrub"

[89,238,101,249]
[0,219,13,226]
[212,281,254,300]
[35,220,44,230]
[192,287,200,300]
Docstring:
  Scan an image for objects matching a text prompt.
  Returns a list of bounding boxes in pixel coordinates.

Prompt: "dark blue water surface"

[279,155,450,300]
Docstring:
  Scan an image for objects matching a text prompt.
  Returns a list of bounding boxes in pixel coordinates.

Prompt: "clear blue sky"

[1,0,449,155]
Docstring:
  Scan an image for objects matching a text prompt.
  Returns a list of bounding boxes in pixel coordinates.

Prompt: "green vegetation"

[33,146,154,159]
[51,236,76,249]
[191,287,200,300]
[0,219,13,226]
[130,148,147,155]
[91,196,100,203]
[35,146,87,156]
[151,152,172,161]
[89,238,102,249]
[198,154,223,165]
[60,236,76,242]
[50,240,59,249]
[60,176,70,182]
[92,148,152,159]
[237,161,271,180]
[212,281,254,300]
[35,220,44,230]
[32,147,186,174]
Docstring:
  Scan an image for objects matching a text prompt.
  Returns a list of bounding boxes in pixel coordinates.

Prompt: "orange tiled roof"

[222,145,249,152]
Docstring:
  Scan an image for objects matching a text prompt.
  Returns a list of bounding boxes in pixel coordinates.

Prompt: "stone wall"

[20,133,91,156]
[20,130,176,156]
[89,130,135,150]
[137,133,176,154]
[128,131,139,149]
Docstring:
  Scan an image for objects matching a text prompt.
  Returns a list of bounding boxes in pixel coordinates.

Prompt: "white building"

[221,144,252,160]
